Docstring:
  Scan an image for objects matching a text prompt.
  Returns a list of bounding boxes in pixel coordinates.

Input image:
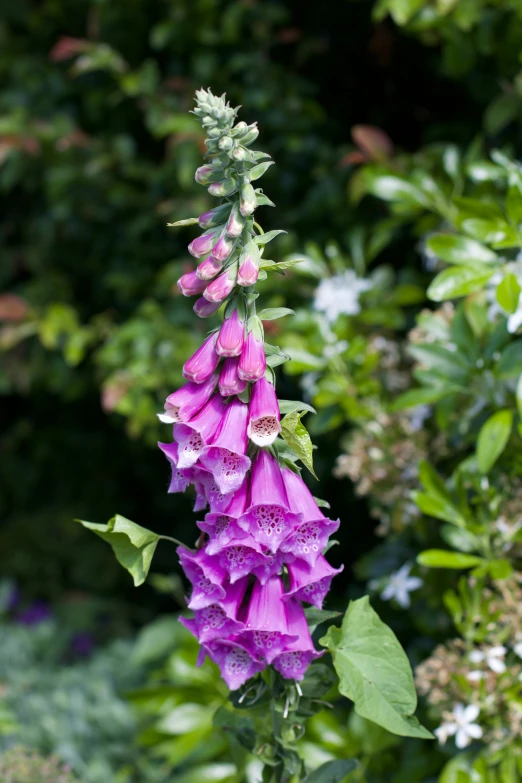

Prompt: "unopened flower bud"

[207,127,221,139]
[240,123,259,146]
[219,357,247,396]
[182,333,220,384]
[178,270,208,297]
[195,166,225,185]
[225,203,246,238]
[231,121,248,138]
[239,182,257,216]
[216,309,245,357]
[237,254,259,287]
[198,204,231,229]
[218,136,234,151]
[194,297,221,318]
[238,328,266,382]
[231,146,247,162]
[197,256,223,280]
[188,228,221,258]
[212,234,236,262]
[208,178,238,197]
[203,266,237,303]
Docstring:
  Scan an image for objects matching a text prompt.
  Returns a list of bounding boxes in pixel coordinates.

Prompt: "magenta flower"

[200,397,251,494]
[238,450,301,552]
[180,578,248,643]
[238,576,297,663]
[177,270,207,297]
[178,547,227,610]
[157,441,191,494]
[201,638,264,691]
[219,357,247,396]
[279,468,340,565]
[217,539,270,583]
[173,394,227,469]
[203,268,237,303]
[212,234,236,262]
[272,599,322,681]
[237,253,260,287]
[192,469,231,513]
[197,256,224,281]
[247,377,281,446]
[225,203,246,238]
[159,372,218,424]
[285,555,343,609]
[216,309,245,357]
[183,334,220,384]
[188,229,220,258]
[193,297,221,319]
[238,330,266,382]
[198,481,249,555]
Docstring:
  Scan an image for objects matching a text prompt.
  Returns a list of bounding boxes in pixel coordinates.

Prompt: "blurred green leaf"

[476,409,513,473]
[417,550,483,569]
[427,265,495,301]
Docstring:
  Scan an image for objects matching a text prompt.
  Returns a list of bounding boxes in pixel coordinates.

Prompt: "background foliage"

[2,0,522,780]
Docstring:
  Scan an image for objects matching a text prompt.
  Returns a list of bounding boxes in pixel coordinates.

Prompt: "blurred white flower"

[513,639,522,659]
[467,670,484,682]
[469,646,507,674]
[380,563,422,609]
[313,271,372,323]
[435,703,483,749]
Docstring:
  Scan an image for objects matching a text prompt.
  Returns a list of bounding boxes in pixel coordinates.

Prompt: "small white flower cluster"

[467,646,507,680]
[313,271,372,324]
[435,703,483,749]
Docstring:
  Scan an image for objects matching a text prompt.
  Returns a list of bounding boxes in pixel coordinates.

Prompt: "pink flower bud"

[225,203,246,238]
[237,253,259,287]
[247,376,281,446]
[193,297,221,318]
[198,205,232,229]
[203,268,236,303]
[238,330,266,382]
[195,166,215,185]
[211,235,235,262]
[216,309,245,357]
[183,333,220,384]
[177,270,207,297]
[219,357,246,396]
[208,178,238,197]
[188,229,219,258]
[197,256,224,280]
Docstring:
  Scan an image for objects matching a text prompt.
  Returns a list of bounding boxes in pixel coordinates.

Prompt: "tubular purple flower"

[218,539,270,583]
[159,372,218,424]
[196,256,224,281]
[239,576,297,663]
[188,228,220,258]
[182,334,220,384]
[194,297,221,319]
[225,203,246,238]
[279,468,340,565]
[238,330,266,382]
[198,481,250,555]
[211,234,236,262]
[174,394,227,469]
[177,270,208,297]
[208,178,238,198]
[203,267,237,303]
[219,357,247,396]
[193,470,231,513]
[239,182,257,216]
[200,397,251,494]
[201,639,264,691]
[157,441,191,494]
[178,547,227,610]
[238,450,301,553]
[198,204,232,230]
[251,548,287,585]
[237,253,260,287]
[285,555,343,609]
[272,599,322,680]
[247,377,281,446]
[180,577,248,643]
[216,309,245,357]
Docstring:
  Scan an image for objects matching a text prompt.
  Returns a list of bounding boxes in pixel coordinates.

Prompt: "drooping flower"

[197,481,250,555]
[177,270,207,297]
[194,297,221,319]
[183,334,220,384]
[247,376,281,446]
[272,599,322,681]
[200,638,264,691]
[218,539,271,583]
[216,308,245,357]
[219,357,247,396]
[158,372,218,424]
[239,576,297,663]
[284,555,343,609]
[178,547,227,610]
[200,397,251,494]
[238,450,301,552]
[157,441,192,494]
[204,266,237,303]
[173,394,227,469]
[380,563,423,609]
[180,578,248,643]
[238,329,266,382]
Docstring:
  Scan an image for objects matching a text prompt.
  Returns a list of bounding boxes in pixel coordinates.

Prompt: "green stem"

[158,535,188,548]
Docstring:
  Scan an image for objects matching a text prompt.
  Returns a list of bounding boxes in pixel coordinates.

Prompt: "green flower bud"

[207,127,222,139]
[218,136,234,151]
[230,146,247,161]
[240,124,259,146]
[239,182,257,216]
[230,121,248,138]
[208,177,238,197]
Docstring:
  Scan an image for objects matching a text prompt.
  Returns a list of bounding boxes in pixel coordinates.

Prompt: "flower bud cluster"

[159,90,342,691]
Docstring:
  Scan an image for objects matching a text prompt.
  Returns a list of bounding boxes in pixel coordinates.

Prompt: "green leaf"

[132,615,180,664]
[166,217,199,227]
[75,514,159,586]
[304,607,341,633]
[427,266,495,301]
[279,399,317,415]
[212,706,256,752]
[476,409,513,473]
[254,229,287,245]
[390,385,456,410]
[259,258,304,273]
[320,597,433,739]
[517,374,522,420]
[412,492,467,527]
[248,160,274,181]
[495,342,522,379]
[426,234,498,266]
[301,759,359,783]
[417,550,483,569]
[496,273,521,314]
[281,410,317,478]
[362,172,428,206]
[408,344,470,379]
[257,307,295,320]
